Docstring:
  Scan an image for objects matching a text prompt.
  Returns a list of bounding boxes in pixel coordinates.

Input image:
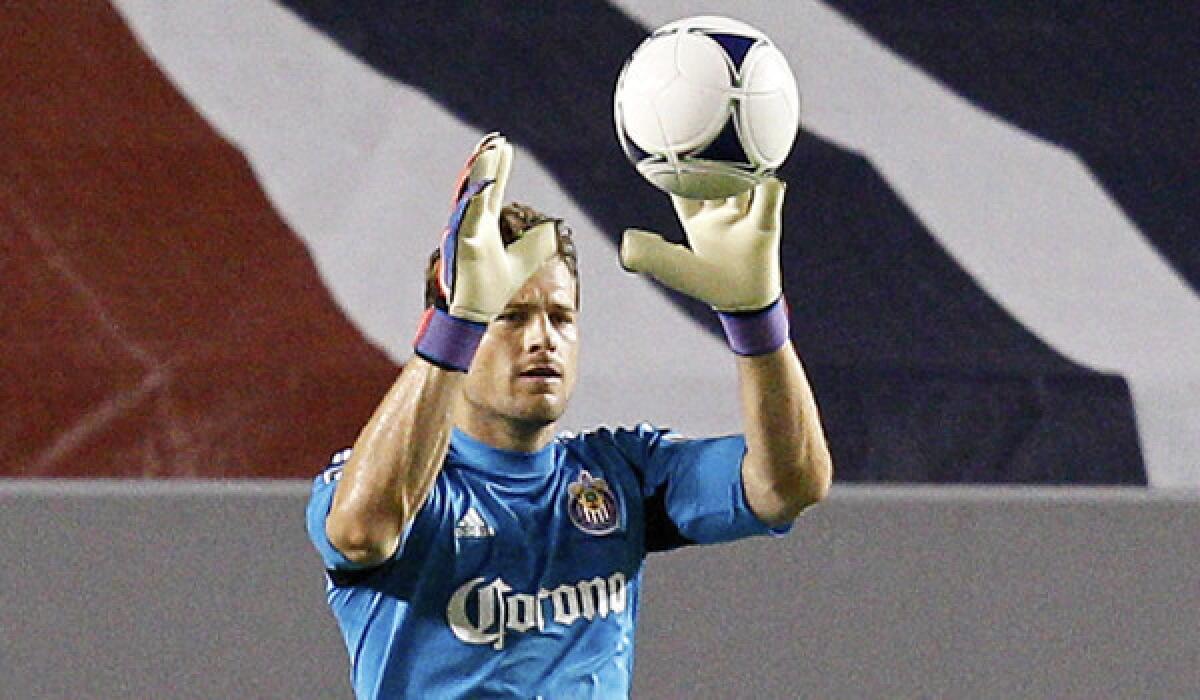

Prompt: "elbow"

[746,447,834,526]
[782,479,829,520]
[326,507,401,566]
[798,473,832,510]
[782,452,834,517]
[806,449,835,506]
[808,478,832,509]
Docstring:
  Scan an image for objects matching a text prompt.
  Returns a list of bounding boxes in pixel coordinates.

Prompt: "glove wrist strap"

[716,297,790,356]
[413,308,486,372]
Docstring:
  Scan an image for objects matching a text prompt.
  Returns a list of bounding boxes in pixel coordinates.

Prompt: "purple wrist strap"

[716,297,790,356]
[413,308,486,372]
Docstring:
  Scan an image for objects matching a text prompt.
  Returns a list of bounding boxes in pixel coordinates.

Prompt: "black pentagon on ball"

[690,113,752,167]
[705,32,758,72]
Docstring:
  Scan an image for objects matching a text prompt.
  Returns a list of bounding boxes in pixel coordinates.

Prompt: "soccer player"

[306,132,832,699]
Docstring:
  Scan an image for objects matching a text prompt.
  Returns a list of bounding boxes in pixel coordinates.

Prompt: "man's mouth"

[517,365,563,381]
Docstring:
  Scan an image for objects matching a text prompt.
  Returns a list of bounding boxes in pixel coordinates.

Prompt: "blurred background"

[2,1,1197,697]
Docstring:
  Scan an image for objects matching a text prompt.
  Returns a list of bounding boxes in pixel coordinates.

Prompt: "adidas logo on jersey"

[454,507,494,539]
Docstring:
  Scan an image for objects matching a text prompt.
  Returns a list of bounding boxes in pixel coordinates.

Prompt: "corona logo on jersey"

[567,470,619,535]
[446,573,628,650]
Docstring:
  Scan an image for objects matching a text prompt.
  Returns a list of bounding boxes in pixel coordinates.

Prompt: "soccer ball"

[613,16,800,200]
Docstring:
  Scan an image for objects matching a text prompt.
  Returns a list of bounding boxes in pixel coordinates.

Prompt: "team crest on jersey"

[567,470,619,535]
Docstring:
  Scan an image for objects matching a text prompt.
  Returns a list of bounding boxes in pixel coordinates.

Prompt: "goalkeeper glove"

[414,133,557,371]
[619,178,789,356]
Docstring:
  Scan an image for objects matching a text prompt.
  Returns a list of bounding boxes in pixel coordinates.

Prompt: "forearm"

[327,355,463,564]
[618,176,825,521]
[737,342,832,526]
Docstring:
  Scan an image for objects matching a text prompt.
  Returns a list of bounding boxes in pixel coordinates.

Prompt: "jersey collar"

[449,427,558,478]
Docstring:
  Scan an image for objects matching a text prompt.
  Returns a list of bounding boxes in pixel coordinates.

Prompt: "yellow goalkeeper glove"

[620,178,789,355]
[414,133,557,370]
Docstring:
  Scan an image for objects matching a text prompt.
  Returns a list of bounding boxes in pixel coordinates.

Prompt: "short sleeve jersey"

[305,424,787,700]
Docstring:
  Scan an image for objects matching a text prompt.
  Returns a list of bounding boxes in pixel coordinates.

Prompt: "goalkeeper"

[306,132,832,699]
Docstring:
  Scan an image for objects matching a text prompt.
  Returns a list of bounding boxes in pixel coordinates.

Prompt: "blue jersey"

[305,424,787,699]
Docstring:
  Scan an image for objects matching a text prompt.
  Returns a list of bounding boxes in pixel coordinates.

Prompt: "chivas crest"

[567,470,619,535]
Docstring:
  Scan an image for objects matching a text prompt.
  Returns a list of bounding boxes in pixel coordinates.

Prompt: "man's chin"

[515,396,569,426]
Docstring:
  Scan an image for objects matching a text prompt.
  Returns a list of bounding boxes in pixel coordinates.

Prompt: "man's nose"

[523,311,558,352]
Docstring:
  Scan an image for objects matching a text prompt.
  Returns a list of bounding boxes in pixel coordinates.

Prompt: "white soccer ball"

[613,15,801,200]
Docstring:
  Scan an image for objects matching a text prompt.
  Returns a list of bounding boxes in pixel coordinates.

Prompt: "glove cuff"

[716,297,790,356]
[413,308,487,372]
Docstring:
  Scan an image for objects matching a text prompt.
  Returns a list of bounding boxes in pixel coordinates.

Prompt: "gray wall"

[2,482,1197,699]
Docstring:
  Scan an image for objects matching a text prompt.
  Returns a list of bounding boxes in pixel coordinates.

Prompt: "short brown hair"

[424,202,579,310]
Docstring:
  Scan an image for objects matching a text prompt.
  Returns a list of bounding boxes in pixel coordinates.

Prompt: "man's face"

[462,258,579,430]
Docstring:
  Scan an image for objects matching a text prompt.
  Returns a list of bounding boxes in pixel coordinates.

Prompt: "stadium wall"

[3,483,1197,699]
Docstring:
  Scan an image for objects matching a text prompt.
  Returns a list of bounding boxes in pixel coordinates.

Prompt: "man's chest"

[432,467,643,650]
[445,466,642,582]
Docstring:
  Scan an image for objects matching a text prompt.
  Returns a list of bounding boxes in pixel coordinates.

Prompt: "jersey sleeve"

[305,449,419,573]
[612,424,792,549]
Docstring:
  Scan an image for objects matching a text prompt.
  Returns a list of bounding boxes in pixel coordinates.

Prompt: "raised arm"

[326,134,556,565]
[326,358,462,565]
[620,179,832,527]
[735,342,832,525]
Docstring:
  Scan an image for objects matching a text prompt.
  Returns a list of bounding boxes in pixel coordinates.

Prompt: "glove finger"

[468,142,502,186]
[487,139,514,213]
[620,229,717,299]
[619,229,663,274]
[439,179,495,299]
[455,181,499,253]
[451,132,503,204]
[467,134,509,202]
[475,131,504,151]
[449,180,494,236]
[506,220,559,285]
[748,177,786,230]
